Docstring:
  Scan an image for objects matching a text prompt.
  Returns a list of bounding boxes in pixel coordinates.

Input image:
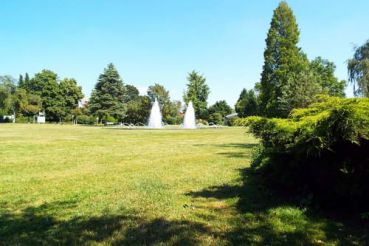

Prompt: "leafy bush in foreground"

[237,96,369,211]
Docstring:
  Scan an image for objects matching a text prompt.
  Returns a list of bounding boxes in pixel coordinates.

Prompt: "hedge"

[237,96,369,211]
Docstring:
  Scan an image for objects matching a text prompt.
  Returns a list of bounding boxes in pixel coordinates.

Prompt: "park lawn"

[0,124,367,245]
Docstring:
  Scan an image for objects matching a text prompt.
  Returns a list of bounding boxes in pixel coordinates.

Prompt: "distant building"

[37,112,46,124]
[79,97,89,108]
[224,113,238,125]
[2,115,15,123]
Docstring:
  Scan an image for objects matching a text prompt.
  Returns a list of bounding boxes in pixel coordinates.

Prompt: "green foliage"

[105,115,117,124]
[89,63,127,123]
[26,70,84,122]
[208,100,232,125]
[27,70,63,121]
[124,95,151,124]
[348,40,369,97]
[125,84,140,102]
[76,115,96,125]
[259,1,308,117]
[18,74,24,87]
[147,83,182,124]
[235,89,259,117]
[59,78,84,115]
[147,83,170,106]
[208,100,232,117]
[310,57,346,97]
[237,96,369,211]
[0,76,16,116]
[183,71,210,120]
[208,112,223,125]
[258,2,331,118]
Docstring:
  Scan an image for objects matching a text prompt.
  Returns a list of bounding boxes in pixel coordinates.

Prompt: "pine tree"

[89,63,127,122]
[23,73,30,90]
[259,1,312,117]
[18,74,24,87]
[183,71,210,119]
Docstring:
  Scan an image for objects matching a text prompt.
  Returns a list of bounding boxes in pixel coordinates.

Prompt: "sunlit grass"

[0,124,367,245]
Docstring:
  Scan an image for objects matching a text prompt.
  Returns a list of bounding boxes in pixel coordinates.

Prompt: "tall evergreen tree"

[183,71,210,119]
[18,75,24,87]
[23,73,30,89]
[259,1,313,117]
[89,63,127,122]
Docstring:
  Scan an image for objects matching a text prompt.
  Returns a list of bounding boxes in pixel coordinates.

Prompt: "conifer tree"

[259,1,313,117]
[89,63,127,122]
[18,74,24,87]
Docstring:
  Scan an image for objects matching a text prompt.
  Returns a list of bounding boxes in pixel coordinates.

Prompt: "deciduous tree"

[348,40,369,97]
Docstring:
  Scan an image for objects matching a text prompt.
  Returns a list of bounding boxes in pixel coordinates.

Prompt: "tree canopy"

[125,84,140,102]
[348,40,369,97]
[235,89,259,117]
[311,57,346,97]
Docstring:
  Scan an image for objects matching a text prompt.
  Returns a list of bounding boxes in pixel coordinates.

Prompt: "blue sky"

[1,1,368,106]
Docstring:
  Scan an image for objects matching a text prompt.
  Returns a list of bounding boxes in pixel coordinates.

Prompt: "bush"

[197,119,208,126]
[15,116,31,123]
[208,112,224,125]
[226,116,240,126]
[77,115,96,125]
[104,115,117,124]
[237,96,369,212]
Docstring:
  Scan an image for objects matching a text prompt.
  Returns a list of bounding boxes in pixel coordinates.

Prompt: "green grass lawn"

[0,124,367,245]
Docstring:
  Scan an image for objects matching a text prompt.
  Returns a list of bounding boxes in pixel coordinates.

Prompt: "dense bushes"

[76,115,96,125]
[237,96,369,211]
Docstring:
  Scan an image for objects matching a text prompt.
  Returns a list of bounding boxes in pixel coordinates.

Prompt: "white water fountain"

[148,99,163,128]
[183,101,196,129]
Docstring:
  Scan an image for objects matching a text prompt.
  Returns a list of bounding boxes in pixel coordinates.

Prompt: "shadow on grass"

[194,143,258,149]
[186,168,369,245]
[194,142,259,159]
[0,201,212,245]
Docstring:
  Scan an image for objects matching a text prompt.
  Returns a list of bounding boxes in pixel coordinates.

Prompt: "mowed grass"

[0,124,367,245]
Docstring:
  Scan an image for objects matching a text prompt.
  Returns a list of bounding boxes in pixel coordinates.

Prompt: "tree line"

[0,64,233,125]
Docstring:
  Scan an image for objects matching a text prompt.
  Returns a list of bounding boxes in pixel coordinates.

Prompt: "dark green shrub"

[77,115,96,125]
[209,112,223,125]
[237,96,369,212]
[104,115,117,124]
[15,116,31,123]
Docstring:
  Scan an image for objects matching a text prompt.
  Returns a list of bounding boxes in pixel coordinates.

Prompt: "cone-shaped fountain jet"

[183,101,196,129]
[148,99,163,128]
